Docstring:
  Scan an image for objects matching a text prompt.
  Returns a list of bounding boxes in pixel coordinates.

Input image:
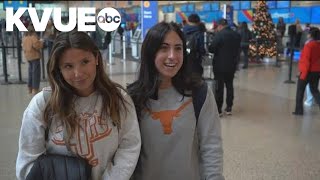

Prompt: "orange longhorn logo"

[52,111,112,167]
[148,99,192,134]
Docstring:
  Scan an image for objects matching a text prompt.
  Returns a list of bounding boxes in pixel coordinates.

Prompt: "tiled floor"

[1,49,320,179]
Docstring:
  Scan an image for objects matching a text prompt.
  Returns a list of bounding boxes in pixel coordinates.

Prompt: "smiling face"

[59,48,98,97]
[154,31,183,88]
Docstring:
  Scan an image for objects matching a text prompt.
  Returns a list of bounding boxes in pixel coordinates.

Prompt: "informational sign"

[176,11,222,23]
[141,1,158,39]
[311,6,320,24]
[162,5,174,13]
[162,6,168,13]
[231,1,240,10]
[288,7,311,23]
[167,5,174,13]
[187,4,195,12]
[267,1,276,9]
[202,3,211,11]
[226,5,234,25]
[180,4,187,12]
[240,1,251,10]
[269,8,290,23]
[277,1,290,8]
[269,7,311,24]
[212,2,220,11]
[238,10,253,23]
[198,11,223,23]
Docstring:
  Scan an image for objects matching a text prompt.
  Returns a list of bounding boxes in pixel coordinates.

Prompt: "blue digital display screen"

[231,1,240,10]
[187,4,195,12]
[311,6,320,24]
[180,4,187,12]
[162,6,168,13]
[167,5,174,13]
[212,2,220,11]
[203,3,211,11]
[289,7,311,24]
[267,1,276,9]
[240,1,251,10]
[269,9,290,23]
[277,1,290,8]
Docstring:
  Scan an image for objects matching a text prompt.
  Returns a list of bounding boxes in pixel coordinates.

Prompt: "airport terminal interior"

[1,1,320,180]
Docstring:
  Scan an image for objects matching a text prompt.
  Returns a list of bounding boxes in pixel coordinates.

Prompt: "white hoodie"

[16,89,141,180]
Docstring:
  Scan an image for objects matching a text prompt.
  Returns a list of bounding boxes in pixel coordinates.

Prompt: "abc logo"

[97,7,121,32]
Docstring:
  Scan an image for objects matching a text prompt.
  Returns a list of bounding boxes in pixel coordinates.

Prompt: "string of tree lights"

[249,0,277,59]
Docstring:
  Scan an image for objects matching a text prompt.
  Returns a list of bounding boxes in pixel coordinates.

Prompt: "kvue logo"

[6,7,121,32]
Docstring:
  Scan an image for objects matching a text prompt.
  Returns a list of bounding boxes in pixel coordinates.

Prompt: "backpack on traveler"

[185,32,205,85]
[206,31,216,51]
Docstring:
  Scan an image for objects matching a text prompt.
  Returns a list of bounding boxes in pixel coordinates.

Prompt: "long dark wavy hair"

[44,31,128,141]
[127,21,199,119]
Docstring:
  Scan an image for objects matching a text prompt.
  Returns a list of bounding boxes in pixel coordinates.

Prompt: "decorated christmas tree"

[249,0,277,59]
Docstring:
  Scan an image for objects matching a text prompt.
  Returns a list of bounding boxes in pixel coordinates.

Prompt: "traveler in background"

[16,31,141,180]
[183,13,206,78]
[211,21,218,33]
[295,19,303,48]
[300,23,311,49]
[117,25,124,42]
[276,17,286,38]
[128,22,224,180]
[276,17,286,56]
[206,21,218,51]
[301,24,315,107]
[21,23,43,96]
[293,27,320,115]
[102,31,112,62]
[43,19,56,56]
[238,22,252,69]
[208,18,241,116]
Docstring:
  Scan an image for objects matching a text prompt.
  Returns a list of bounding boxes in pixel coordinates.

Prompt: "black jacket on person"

[276,22,286,37]
[238,28,252,48]
[208,26,241,73]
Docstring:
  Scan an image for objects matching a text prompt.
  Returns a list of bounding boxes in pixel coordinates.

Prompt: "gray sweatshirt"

[133,86,224,180]
[16,89,141,180]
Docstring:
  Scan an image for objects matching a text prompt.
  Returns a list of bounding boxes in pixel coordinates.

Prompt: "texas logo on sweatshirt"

[147,99,192,134]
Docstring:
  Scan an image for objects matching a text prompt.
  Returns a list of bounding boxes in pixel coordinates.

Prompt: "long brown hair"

[44,31,128,141]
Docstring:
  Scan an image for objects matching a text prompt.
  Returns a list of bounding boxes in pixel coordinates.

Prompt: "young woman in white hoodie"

[16,31,141,180]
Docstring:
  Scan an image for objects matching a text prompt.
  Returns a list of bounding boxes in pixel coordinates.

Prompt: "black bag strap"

[192,82,208,125]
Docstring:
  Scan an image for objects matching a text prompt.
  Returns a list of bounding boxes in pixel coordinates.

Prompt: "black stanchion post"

[1,42,11,85]
[41,48,45,80]
[284,36,295,84]
[275,45,281,67]
[275,55,280,67]
[12,29,16,58]
[15,27,26,84]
